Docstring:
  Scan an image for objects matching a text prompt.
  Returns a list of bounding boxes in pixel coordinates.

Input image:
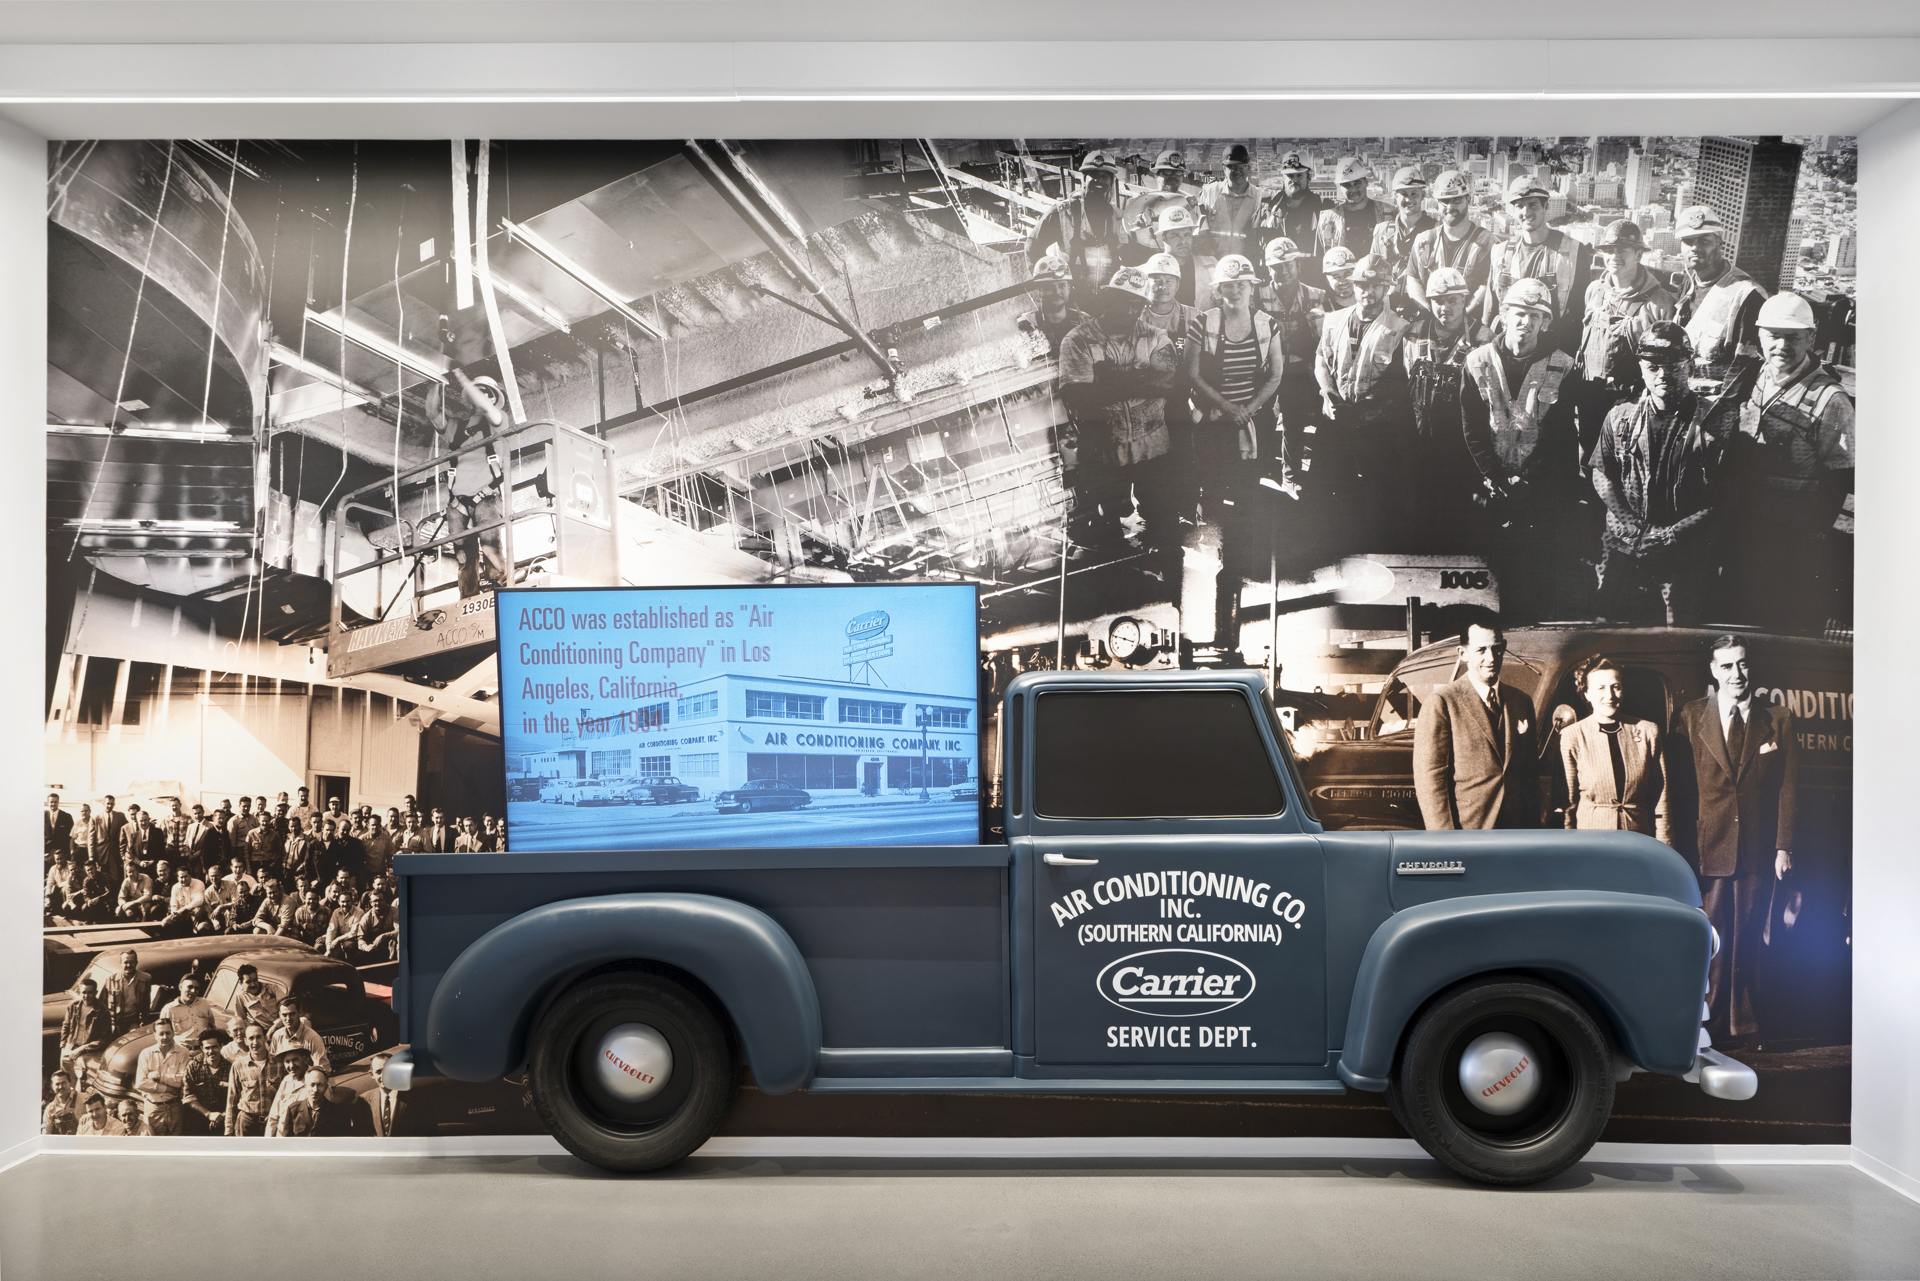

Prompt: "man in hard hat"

[1017,254,1087,360]
[1404,267,1489,536]
[1313,255,1413,532]
[1675,205,1768,408]
[1405,169,1494,319]
[1460,278,1583,619]
[1483,175,1590,357]
[431,369,510,597]
[1056,267,1180,560]
[1321,246,1359,310]
[1141,252,1197,426]
[1259,237,1329,492]
[1256,151,1329,288]
[1316,157,1394,267]
[1150,204,1217,310]
[1368,166,1437,299]
[1590,322,1726,624]
[1721,291,1854,631]
[1195,143,1261,262]
[1025,150,1126,299]
[1577,220,1678,443]
[1121,150,1195,254]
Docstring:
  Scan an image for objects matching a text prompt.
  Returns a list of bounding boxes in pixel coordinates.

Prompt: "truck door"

[1017,681,1328,1068]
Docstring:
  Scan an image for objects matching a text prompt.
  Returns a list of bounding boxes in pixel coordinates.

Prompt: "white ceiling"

[3,0,1918,44]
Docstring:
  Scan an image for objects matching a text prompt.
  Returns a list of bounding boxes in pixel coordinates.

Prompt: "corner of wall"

[1852,98,1920,1202]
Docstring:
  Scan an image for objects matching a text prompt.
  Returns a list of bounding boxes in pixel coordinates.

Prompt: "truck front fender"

[1336,890,1710,1090]
[425,892,821,1093]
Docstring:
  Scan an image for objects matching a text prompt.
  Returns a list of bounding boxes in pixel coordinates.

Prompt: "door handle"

[1043,852,1099,866]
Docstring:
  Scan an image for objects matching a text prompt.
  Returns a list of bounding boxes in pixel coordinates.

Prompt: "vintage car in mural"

[79,949,400,1103]
[387,671,1755,1186]
[336,1047,546,1138]
[712,779,812,814]
[623,776,703,806]
[43,935,316,1078]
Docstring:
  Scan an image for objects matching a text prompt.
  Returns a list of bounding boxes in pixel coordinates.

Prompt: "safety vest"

[1489,231,1584,320]
[1464,344,1577,473]
[1322,304,1411,401]
[1738,363,1853,493]
[1682,268,1766,379]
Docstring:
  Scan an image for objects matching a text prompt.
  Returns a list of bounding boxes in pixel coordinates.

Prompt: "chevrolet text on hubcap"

[593,1023,673,1103]
[1457,1031,1541,1116]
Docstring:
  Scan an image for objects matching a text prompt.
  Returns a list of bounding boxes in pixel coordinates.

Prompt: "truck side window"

[1034,691,1285,819]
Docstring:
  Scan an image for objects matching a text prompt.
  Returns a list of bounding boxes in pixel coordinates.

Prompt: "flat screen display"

[497,583,981,851]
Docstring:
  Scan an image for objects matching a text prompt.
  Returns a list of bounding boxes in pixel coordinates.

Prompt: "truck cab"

[387,669,1751,1185]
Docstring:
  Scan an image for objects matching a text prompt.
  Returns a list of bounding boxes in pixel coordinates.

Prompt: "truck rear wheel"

[1387,976,1614,1186]
[529,972,734,1173]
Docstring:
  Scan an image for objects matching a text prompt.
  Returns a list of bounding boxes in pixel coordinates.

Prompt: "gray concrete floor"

[4,1154,1919,1280]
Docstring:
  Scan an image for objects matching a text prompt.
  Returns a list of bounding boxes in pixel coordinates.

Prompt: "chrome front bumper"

[1685,1047,1759,1101]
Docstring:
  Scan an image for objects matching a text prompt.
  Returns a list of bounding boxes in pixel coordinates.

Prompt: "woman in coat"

[1561,655,1672,845]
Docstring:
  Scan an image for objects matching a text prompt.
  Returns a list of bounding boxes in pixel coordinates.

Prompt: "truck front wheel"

[1388,975,1614,1186]
[529,972,735,1173]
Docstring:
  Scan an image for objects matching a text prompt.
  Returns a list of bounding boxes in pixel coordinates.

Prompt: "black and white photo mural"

[42,136,1854,1144]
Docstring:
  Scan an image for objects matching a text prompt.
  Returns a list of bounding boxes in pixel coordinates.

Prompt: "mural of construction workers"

[1404,169,1495,319]
[1484,175,1592,357]
[1405,266,1489,539]
[1195,143,1261,262]
[1721,292,1855,632]
[1368,166,1438,303]
[1461,279,1583,620]
[1256,152,1329,289]
[1258,237,1327,496]
[1147,204,1216,310]
[1313,254,1413,546]
[1676,204,1770,414]
[1121,150,1195,255]
[1057,267,1181,562]
[1017,254,1088,359]
[1590,322,1726,624]
[1576,219,1680,457]
[1316,157,1394,269]
[1025,150,1128,301]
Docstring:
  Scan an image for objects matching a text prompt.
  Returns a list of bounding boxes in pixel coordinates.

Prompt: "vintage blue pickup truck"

[384,669,1755,1185]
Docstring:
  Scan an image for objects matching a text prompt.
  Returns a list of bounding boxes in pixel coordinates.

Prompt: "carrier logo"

[1096,949,1256,1017]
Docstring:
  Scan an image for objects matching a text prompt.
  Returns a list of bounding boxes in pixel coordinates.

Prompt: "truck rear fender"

[1335,891,1710,1090]
[424,893,821,1093]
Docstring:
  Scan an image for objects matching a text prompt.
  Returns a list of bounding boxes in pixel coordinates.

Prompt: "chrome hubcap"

[593,1022,673,1103]
[1458,1031,1540,1116]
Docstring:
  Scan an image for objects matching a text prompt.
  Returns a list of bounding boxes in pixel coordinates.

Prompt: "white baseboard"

[1853,1146,1920,1204]
[0,1132,41,1175]
[14,1135,1860,1165]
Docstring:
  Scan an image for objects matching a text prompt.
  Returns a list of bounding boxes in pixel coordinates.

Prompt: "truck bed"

[395,846,1010,1081]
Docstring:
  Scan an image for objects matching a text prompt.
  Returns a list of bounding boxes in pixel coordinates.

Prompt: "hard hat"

[1100,267,1154,302]
[1079,150,1122,175]
[1156,204,1199,234]
[1029,254,1073,283]
[1391,165,1428,192]
[1756,291,1818,331]
[1278,151,1313,174]
[1501,278,1556,316]
[1425,266,1471,298]
[465,374,507,407]
[1144,252,1183,279]
[1675,205,1727,240]
[1223,143,1253,165]
[1633,321,1694,364]
[1597,219,1647,251]
[1322,246,1358,277]
[1152,149,1186,174]
[1347,254,1393,287]
[1431,169,1472,200]
[1264,236,1311,265]
[1212,255,1259,286]
[1504,174,1552,205]
[1333,157,1372,187]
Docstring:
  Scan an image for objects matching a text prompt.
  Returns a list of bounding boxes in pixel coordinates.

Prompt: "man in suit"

[97,795,127,875]
[426,808,454,853]
[1669,635,1797,1048]
[44,793,72,865]
[1414,612,1541,830]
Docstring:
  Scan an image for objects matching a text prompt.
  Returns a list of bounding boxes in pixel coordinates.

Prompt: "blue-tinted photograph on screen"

[497,584,981,851]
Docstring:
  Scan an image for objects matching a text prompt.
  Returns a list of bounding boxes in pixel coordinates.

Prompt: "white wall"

[0,111,46,1169]
[1852,98,1920,1201]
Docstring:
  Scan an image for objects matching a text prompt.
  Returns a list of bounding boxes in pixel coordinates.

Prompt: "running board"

[803,1077,1348,1095]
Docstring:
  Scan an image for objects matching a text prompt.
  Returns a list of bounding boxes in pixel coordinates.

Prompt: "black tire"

[529,971,735,1173]
[1387,975,1615,1186]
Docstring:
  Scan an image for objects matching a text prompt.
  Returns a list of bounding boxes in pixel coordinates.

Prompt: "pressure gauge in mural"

[1107,616,1165,666]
